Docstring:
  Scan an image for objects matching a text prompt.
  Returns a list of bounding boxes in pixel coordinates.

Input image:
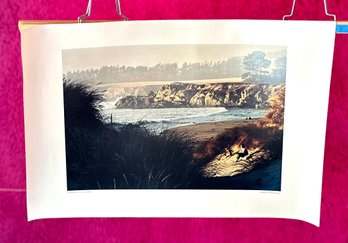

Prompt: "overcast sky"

[62,44,286,73]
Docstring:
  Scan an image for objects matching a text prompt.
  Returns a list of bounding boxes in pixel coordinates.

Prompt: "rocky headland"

[115,82,284,109]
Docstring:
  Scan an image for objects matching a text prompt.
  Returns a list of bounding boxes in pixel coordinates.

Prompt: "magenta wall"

[1,0,348,242]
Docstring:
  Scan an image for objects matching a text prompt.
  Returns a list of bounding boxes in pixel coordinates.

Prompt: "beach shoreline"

[168,118,281,183]
[168,118,258,144]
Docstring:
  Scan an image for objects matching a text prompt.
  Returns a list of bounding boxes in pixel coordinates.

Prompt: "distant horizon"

[95,77,244,88]
[62,44,286,73]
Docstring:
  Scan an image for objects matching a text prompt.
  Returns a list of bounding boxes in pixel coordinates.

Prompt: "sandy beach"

[169,118,258,144]
[169,118,273,178]
[167,117,281,191]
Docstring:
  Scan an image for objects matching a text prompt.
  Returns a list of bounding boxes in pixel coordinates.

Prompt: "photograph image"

[62,44,287,191]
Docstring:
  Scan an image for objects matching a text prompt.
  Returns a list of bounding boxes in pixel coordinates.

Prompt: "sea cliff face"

[115,82,284,109]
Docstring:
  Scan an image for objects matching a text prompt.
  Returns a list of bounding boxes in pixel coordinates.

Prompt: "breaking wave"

[101,107,267,132]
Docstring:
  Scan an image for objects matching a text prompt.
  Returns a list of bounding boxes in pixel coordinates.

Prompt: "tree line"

[64,57,243,84]
[242,51,286,83]
[63,51,286,84]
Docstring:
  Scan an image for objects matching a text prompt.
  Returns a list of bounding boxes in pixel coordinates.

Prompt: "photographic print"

[63,44,287,191]
[22,20,336,223]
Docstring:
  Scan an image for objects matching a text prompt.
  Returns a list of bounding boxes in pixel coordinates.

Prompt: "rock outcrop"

[115,82,284,109]
[115,96,153,109]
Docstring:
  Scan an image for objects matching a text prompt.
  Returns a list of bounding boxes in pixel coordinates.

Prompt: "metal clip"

[283,0,336,21]
[78,0,129,23]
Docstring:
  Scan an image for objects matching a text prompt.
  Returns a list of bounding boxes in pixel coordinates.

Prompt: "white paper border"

[20,20,336,226]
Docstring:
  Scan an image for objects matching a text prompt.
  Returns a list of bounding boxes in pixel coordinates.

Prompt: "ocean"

[101,107,268,132]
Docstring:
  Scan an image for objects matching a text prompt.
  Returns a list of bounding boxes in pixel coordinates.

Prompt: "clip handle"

[78,0,129,23]
[283,0,336,21]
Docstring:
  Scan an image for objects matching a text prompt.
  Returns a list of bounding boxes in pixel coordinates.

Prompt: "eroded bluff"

[115,82,284,109]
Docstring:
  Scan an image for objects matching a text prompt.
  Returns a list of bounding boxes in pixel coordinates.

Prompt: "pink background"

[1,0,348,241]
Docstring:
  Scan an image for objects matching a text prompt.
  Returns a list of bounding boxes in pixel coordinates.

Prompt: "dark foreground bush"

[63,80,104,129]
[64,80,201,190]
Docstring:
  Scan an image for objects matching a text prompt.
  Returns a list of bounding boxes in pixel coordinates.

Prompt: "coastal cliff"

[115,82,284,109]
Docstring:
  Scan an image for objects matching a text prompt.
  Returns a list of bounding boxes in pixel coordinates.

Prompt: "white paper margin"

[20,20,336,226]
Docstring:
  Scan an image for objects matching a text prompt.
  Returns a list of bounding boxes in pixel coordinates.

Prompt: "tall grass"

[63,80,201,190]
[63,80,104,129]
[195,125,283,165]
